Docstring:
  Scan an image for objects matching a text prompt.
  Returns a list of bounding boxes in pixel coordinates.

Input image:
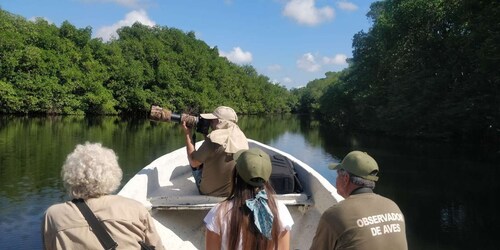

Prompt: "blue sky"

[1,0,377,89]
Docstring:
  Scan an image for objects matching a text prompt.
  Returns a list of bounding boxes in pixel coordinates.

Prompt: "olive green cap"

[329,151,379,181]
[234,148,272,187]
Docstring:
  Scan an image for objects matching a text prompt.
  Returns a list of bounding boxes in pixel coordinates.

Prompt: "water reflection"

[0,115,498,249]
[441,202,466,232]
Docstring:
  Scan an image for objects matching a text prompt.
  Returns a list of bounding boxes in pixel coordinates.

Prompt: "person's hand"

[181,121,191,135]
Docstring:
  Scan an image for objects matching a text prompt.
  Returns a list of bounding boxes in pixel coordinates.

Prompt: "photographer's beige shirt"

[43,195,164,250]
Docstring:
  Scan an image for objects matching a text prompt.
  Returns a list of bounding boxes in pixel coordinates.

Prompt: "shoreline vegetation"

[0,0,498,143]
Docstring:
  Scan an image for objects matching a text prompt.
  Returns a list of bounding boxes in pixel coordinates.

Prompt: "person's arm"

[309,212,336,250]
[143,209,165,250]
[205,228,222,250]
[182,121,202,168]
[278,230,290,250]
[42,211,52,250]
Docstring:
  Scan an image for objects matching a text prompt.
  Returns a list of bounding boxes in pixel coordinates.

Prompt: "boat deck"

[147,164,312,210]
[118,139,342,249]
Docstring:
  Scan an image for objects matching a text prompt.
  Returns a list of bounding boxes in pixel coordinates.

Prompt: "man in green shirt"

[310,151,408,250]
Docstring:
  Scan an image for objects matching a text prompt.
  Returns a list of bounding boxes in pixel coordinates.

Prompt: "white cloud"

[267,64,282,72]
[297,53,321,72]
[283,0,335,26]
[95,9,155,41]
[82,0,149,9]
[220,47,253,64]
[322,54,348,65]
[337,1,358,11]
[282,77,293,83]
[194,31,203,39]
[111,0,141,7]
[271,77,292,85]
[29,16,53,24]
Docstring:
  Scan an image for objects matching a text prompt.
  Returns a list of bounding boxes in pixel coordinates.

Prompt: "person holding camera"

[182,106,249,197]
[309,151,407,250]
[42,142,164,250]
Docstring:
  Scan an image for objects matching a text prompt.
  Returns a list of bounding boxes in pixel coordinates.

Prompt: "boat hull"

[119,139,342,249]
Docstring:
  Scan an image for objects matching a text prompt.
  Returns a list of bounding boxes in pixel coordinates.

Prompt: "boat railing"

[149,193,312,210]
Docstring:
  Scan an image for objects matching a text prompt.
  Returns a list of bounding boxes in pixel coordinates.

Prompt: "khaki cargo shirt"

[43,195,164,250]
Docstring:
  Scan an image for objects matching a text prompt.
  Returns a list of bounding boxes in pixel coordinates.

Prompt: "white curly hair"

[61,142,123,199]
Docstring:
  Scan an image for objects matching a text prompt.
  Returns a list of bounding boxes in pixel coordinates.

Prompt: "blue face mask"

[245,190,274,239]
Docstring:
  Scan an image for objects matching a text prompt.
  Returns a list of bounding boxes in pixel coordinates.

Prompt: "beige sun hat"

[200,106,238,123]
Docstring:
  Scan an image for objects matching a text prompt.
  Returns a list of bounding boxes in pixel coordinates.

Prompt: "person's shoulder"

[276,200,294,228]
[365,192,396,204]
[44,201,75,219]
[214,200,229,212]
[200,137,220,149]
[206,201,228,219]
[105,195,152,216]
[374,193,403,208]
[276,200,289,212]
[322,200,349,216]
[109,195,145,207]
[46,201,69,213]
[375,193,396,201]
[204,137,220,147]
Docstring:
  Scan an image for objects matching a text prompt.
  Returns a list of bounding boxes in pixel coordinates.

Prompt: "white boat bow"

[119,139,343,249]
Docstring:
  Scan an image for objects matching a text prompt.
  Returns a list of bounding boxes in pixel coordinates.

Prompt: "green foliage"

[0,10,294,115]
[3,2,496,141]
[0,80,22,112]
[293,71,342,114]
[302,0,499,141]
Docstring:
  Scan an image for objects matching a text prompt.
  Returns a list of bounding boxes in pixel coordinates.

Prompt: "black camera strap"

[191,131,197,146]
[72,198,118,250]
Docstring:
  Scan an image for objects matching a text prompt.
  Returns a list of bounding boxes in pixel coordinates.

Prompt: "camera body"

[149,105,211,135]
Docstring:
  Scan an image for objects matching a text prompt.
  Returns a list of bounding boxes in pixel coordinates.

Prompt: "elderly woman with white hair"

[42,142,164,250]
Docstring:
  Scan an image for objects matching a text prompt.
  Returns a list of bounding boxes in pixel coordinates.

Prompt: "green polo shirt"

[310,192,407,250]
[192,138,236,197]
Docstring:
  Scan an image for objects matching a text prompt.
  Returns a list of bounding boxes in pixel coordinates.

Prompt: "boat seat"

[150,193,312,210]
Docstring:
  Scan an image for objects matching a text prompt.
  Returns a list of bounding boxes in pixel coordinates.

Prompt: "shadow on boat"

[119,139,342,249]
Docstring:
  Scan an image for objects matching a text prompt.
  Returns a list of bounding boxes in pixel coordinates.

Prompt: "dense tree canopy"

[0,9,292,115]
[292,71,342,114]
[1,1,498,141]
[315,0,499,140]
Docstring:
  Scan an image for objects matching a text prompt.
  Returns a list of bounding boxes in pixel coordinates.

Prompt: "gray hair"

[338,169,376,189]
[61,142,122,199]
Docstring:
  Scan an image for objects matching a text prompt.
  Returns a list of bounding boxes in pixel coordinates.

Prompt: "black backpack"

[269,154,304,194]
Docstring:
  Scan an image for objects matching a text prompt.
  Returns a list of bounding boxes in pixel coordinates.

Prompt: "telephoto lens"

[149,105,174,122]
[149,105,199,128]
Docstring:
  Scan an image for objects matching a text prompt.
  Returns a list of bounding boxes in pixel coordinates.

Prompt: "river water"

[0,115,497,249]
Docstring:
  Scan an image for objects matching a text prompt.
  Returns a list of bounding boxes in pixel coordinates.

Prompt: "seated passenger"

[204,148,294,249]
[42,142,164,250]
[310,151,407,249]
[182,106,249,197]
